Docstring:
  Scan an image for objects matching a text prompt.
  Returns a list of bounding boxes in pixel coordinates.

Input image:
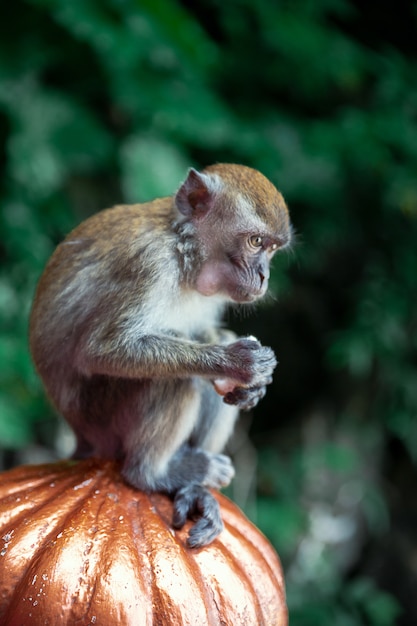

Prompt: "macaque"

[30,163,292,547]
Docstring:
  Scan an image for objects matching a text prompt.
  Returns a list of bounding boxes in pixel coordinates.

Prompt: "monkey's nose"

[260,267,270,283]
[257,268,269,292]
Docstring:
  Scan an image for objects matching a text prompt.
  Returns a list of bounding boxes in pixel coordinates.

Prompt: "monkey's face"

[176,163,292,303]
[195,232,280,303]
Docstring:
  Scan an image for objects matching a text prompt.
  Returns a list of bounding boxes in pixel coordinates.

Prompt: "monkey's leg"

[166,440,234,547]
[159,380,237,492]
[120,379,233,491]
[190,380,240,453]
[121,379,234,547]
[171,382,240,548]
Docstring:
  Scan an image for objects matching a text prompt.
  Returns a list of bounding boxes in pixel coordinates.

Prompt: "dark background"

[1,0,417,623]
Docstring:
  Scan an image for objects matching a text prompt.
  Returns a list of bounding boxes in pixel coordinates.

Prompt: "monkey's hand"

[213,337,277,410]
[223,384,268,411]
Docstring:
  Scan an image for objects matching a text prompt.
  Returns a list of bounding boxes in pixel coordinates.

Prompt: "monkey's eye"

[249,235,263,249]
[270,243,278,252]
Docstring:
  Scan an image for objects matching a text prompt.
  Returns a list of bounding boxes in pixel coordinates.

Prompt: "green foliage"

[289,577,402,626]
[0,0,415,621]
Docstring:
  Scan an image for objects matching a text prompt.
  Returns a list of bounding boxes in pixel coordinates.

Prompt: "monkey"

[29,163,292,548]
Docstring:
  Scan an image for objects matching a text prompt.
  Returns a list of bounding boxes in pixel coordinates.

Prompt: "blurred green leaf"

[0,396,33,447]
[346,578,402,626]
[120,135,189,201]
[257,497,306,557]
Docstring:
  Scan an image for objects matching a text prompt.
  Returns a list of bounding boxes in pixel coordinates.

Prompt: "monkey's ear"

[175,168,215,218]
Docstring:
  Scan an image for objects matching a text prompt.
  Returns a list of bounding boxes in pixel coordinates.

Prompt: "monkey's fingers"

[256,349,278,374]
[223,384,267,410]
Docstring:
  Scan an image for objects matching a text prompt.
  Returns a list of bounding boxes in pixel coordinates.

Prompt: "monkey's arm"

[76,332,276,409]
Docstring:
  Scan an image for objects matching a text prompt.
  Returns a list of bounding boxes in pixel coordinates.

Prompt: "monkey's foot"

[173,484,224,548]
[203,453,235,489]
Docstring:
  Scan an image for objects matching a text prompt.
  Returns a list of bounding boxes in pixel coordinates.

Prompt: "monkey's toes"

[172,484,224,548]
[186,512,224,548]
[204,453,235,489]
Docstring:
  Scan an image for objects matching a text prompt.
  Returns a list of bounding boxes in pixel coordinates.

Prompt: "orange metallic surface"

[0,458,287,625]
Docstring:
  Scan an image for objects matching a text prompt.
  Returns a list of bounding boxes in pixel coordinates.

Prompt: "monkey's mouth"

[227,263,268,303]
[230,276,268,303]
[230,288,263,304]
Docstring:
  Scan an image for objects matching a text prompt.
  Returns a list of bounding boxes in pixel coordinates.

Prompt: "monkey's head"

[175,163,292,303]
